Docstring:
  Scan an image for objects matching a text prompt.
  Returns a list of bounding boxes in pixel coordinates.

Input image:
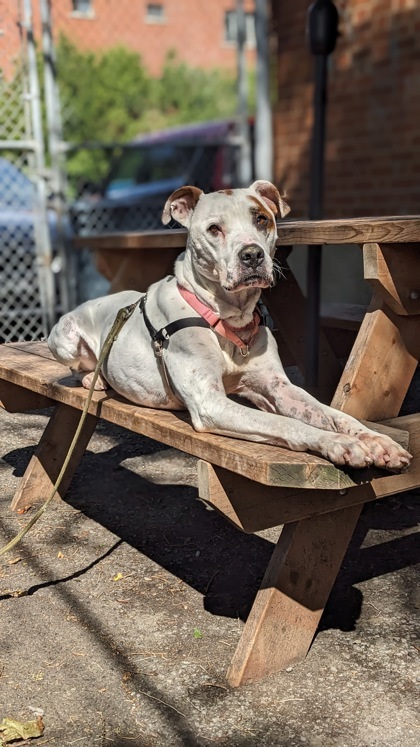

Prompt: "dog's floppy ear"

[162,186,203,227]
[250,180,291,219]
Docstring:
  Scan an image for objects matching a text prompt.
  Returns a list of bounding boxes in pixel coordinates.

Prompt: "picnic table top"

[0,341,410,493]
[72,215,420,250]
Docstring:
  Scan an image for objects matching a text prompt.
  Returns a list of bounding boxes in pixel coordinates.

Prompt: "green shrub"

[56,37,246,189]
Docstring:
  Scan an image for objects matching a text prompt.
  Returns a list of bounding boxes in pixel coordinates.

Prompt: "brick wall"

[0,1,255,80]
[272,0,420,218]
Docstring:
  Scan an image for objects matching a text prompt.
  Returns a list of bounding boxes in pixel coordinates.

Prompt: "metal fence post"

[305,0,339,389]
[40,0,75,312]
[23,0,56,332]
[236,0,253,186]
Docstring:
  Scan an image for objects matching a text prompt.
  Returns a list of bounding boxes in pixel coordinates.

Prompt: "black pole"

[305,1,339,389]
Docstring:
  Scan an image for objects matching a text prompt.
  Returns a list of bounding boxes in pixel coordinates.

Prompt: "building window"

[71,0,93,15]
[145,3,165,23]
[224,10,256,47]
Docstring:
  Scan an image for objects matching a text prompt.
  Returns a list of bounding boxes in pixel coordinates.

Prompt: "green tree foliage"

[55,37,242,189]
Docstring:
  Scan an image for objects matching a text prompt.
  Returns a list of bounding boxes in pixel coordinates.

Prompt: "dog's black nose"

[238,245,264,269]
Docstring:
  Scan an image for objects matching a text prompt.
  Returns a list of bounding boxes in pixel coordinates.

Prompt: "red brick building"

[272,0,420,218]
[0,0,256,80]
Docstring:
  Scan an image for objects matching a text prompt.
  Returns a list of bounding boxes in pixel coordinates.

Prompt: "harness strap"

[139,294,211,403]
[139,294,211,350]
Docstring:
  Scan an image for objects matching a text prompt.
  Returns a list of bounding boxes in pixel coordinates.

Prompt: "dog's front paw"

[81,371,109,391]
[357,432,412,471]
[318,433,375,468]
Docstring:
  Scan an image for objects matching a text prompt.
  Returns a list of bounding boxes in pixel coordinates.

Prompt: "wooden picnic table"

[1,215,419,686]
[73,215,420,399]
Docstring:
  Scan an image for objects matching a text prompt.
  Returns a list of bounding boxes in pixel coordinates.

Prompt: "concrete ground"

[0,386,419,746]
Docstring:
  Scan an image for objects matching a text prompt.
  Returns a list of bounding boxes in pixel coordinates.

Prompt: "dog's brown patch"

[217,189,234,195]
[247,195,276,229]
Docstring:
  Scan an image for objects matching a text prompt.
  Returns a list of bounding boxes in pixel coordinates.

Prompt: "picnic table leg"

[331,297,420,420]
[228,294,420,686]
[11,402,98,512]
[227,502,363,686]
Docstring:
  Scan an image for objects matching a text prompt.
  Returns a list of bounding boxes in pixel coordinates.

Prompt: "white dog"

[48,181,411,471]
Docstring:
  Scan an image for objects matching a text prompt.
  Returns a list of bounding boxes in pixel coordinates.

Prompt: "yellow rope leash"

[0,298,140,558]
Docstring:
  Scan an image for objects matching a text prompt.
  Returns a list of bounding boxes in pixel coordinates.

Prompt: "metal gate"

[0,0,68,343]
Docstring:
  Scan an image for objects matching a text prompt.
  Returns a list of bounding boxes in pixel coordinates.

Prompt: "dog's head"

[162,181,290,293]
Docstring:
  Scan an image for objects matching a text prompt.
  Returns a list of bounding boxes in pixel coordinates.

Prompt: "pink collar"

[177,284,261,352]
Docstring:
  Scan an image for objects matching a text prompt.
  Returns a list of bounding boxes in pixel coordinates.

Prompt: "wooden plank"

[372,413,420,497]
[73,228,188,251]
[11,402,98,511]
[226,503,364,686]
[198,462,368,533]
[72,217,420,253]
[94,247,177,293]
[332,297,420,420]
[227,301,420,685]
[320,302,366,331]
[276,216,420,246]
[0,342,396,491]
[197,415,417,533]
[0,379,54,412]
[363,242,420,315]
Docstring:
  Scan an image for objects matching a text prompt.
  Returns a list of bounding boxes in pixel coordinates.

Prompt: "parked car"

[0,157,71,341]
[71,118,254,235]
[0,156,67,250]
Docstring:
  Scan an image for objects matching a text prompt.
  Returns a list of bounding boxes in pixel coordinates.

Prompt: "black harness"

[139,294,273,354]
[139,292,273,402]
[139,294,211,354]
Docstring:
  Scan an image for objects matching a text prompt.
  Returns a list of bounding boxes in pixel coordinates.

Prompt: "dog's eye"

[208,224,222,236]
[256,214,268,226]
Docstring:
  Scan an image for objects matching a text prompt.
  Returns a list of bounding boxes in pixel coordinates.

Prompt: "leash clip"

[153,339,164,356]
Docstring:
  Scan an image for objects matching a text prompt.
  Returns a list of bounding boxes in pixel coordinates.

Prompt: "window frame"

[70,1,94,19]
[145,3,166,24]
[224,10,256,48]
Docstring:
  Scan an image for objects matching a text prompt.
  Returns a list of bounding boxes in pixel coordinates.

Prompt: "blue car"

[0,157,68,341]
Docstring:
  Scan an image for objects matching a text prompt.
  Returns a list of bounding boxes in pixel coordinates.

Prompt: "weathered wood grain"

[0,341,401,491]
[0,379,54,412]
[226,293,420,684]
[332,298,420,419]
[227,503,364,685]
[277,216,420,246]
[11,402,98,511]
[73,228,188,250]
[72,217,420,252]
[363,242,420,315]
[94,247,179,293]
[197,414,418,533]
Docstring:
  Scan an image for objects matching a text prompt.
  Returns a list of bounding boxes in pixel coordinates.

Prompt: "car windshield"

[105,143,196,194]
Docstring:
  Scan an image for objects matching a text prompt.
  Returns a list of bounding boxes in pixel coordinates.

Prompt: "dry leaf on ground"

[0,715,44,744]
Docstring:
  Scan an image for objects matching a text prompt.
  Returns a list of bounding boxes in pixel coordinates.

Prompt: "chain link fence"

[0,152,48,342]
[0,1,251,338]
[69,129,244,233]
[0,0,64,342]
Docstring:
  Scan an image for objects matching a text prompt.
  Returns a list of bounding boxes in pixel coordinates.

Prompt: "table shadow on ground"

[3,431,419,632]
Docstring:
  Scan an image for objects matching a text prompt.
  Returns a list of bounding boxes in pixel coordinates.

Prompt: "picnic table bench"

[1,215,420,686]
